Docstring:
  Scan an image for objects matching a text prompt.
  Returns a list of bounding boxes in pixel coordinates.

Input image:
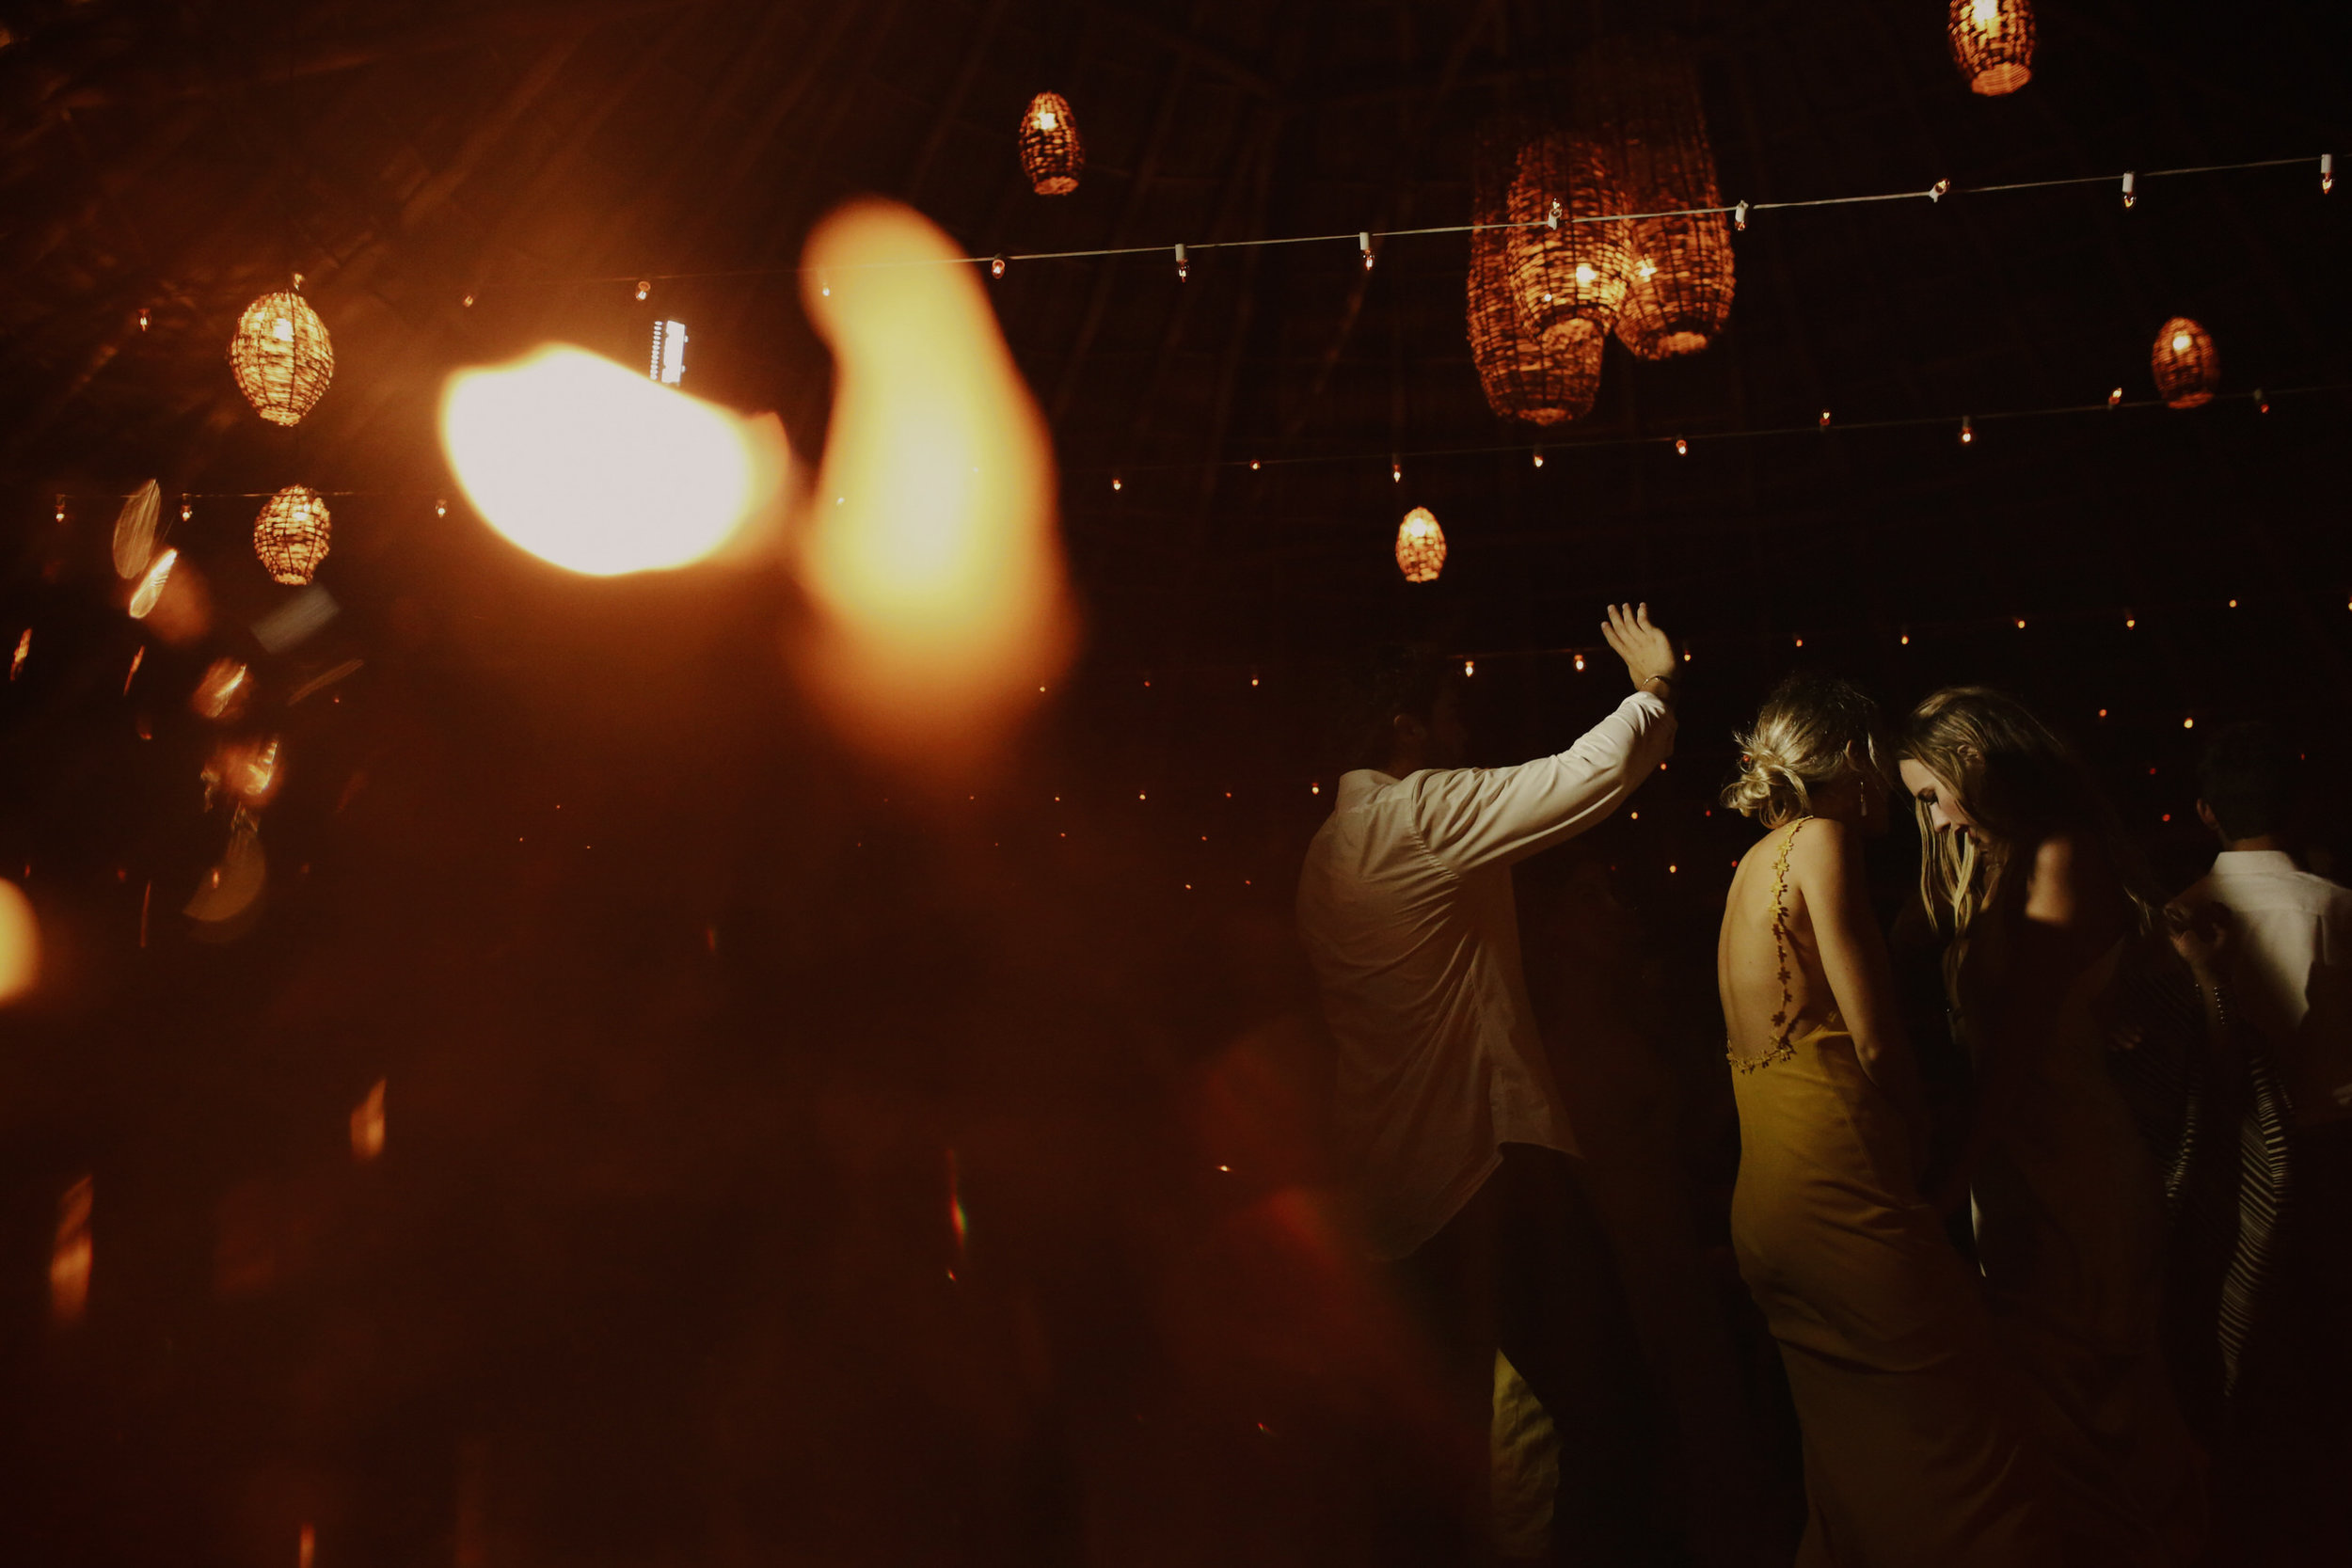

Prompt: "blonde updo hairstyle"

[1723,674,1892,828]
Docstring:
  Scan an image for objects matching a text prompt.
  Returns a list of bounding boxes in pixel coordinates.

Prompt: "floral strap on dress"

[1731,816,1811,1073]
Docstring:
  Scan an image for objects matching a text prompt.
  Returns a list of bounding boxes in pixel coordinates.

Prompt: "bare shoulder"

[1786,815,1861,883]
[2024,830,2113,926]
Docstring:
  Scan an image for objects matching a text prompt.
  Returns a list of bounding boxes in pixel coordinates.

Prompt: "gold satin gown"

[1727,820,2058,1566]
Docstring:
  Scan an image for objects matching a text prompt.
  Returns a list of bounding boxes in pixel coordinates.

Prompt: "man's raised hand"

[1600,602,1677,697]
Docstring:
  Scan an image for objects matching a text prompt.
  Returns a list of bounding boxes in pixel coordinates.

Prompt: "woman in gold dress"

[1720,676,2058,1565]
[1899,688,2205,1565]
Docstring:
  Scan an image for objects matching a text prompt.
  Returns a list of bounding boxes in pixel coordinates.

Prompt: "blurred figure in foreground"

[1720,676,2059,1566]
[1295,605,1680,1565]
[1899,688,2205,1564]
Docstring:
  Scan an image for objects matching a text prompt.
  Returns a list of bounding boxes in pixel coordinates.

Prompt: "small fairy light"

[2125,615,2137,628]
[1960,416,1975,444]
[1899,631,1911,645]
[436,498,448,518]
[1818,409,1832,429]
[1391,455,1403,483]
[990,255,1007,279]
[1668,863,1678,874]
[1310,782,1321,796]
[1929,178,1952,201]
[1248,459,1262,471]
[2229,597,2239,609]
[1110,474,1122,492]
[2099,707,2108,719]
[2013,616,2026,629]
[1359,231,1375,271]
[1734,199,1749,230]
[462,293,475,308]
[136,307,150,331]
[53,497,64,524]
[1173,243,1188,282]
[2254,388,2270,414]
[2122,171,2137,209]
[635,279,651,301]
[8,629,24,680]
[2184,717,2195,729]
[2325,152,2336,195]
[1574,653,1586,672]
[1532,446,1545,468]
[1674,436,1688,455]
[2109,388,2124,409]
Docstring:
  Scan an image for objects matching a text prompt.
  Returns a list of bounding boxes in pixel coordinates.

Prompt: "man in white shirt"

[1296,602,1679,1565]
[2177,721,2352,1125]
[2174,720,2352,1470]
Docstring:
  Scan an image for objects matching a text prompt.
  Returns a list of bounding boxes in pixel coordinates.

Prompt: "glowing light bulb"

[1818,410,1831,428]
[1900,632,1910,645]
[1574,653,1585,672]
[1533,448,1544,468]
[2125,616,2136,628]
[1462,659,1474,677]
[2172,332,2192,354]
[1111,475,1122,492]
[1961,417,1974,444]
[1675,436,1688,455]
[1035,108,1058,131]
[2109,388,2123,408]
[1637,258,1658,279]
[990,256,1006,279]
[1359,231,1374,271]
[273,316,294,342]
[1573,262,1597,286]
[635,279,651,301]
[1391,459,1402,483]
[1971,0,1999,29]
[137,307,150,330]
[2184,717,2195,729]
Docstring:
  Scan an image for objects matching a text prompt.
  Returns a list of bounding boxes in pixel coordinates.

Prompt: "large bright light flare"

[0,879,37,1005]
[439,345,785,576]
[789,198,1074,771]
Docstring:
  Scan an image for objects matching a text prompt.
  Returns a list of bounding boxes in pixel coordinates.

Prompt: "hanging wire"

[460,153,2330,294]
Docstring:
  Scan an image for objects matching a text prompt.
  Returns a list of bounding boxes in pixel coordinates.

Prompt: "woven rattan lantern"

[1468,118,1603,425]
[1947,0,2034,97]
[2151,317,2219,409]
[1395,507,1447,584]
[1505,130,1632,353]
[253,484,331,585]
[1018,92,1083,195]
[1572,38,1734,360]
[229,277,334,426]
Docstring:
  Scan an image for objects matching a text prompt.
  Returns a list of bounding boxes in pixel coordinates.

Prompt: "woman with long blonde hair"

[1899,686,2203,1565]
[1718,675,2058,1565]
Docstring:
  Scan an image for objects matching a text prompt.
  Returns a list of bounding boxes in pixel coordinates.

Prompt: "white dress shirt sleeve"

[1406,691,1677,873]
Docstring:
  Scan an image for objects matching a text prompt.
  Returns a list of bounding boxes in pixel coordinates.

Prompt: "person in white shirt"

[2173,721,2352,1451]
[2176,721,2352,1125]
[1296,602,1680,1566]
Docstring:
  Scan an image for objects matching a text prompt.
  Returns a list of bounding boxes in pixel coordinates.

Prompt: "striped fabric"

[2106,936,2295,1402]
